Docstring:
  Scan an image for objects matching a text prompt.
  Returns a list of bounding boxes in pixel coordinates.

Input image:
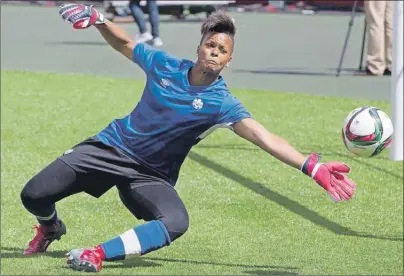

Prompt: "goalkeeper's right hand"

[59,3,105,29]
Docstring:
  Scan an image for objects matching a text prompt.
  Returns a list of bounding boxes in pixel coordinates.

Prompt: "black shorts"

[58,136,172,198]
[22,136,188,230]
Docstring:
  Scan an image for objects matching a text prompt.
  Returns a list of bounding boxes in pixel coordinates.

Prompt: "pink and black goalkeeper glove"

[59,3,105,29]
[301,153,356,202]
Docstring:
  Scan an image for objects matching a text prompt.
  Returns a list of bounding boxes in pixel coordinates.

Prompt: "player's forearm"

[256,131,306,170]
[95,19,134,55]
[234,119,305,170]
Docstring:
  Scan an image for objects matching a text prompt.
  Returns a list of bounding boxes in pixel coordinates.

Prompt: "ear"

[196,46,200,55]
[226,56,233,67]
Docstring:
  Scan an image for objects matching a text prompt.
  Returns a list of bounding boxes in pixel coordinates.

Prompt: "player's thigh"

[21,158,85,205]
[58,136,142,198]
[118,182,187,221]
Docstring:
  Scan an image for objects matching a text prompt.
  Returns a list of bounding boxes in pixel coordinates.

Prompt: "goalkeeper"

[20,3,357,273]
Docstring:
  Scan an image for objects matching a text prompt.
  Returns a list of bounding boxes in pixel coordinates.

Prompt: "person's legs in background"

[384,0,393,75]
[129,0,153,43]
[364,0,387,76]
[146,0,163,47]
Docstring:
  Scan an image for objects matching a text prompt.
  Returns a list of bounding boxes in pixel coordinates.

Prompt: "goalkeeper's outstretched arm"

[58,3,136,61]
[233,118,356,202]
[233,118,305,170]
[95,19,137,61]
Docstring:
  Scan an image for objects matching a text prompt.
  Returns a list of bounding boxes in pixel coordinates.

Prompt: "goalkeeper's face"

[196,32,233,74]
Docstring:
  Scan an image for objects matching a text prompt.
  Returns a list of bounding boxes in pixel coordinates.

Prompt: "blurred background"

[1,1,365,14]
[1,0,394,101]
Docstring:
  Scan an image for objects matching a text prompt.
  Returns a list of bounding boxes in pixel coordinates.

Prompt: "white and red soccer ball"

[342,107,393,157]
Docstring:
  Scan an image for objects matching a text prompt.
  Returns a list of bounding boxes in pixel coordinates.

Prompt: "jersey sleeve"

[217,94,252,126]
[132,43,168,73]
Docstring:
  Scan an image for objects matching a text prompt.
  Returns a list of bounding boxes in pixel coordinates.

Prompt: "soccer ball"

[342,107,393,157]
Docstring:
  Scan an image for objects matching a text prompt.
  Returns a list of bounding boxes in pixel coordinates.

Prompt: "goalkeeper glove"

[59,3,105,29]
[301,153,356,202]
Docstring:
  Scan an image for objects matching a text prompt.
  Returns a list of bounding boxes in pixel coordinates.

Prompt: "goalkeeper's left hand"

[301,153,356,202]
[59,3,105,29]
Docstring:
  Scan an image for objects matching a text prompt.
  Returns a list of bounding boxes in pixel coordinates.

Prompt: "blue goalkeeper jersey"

[96,43,252,186]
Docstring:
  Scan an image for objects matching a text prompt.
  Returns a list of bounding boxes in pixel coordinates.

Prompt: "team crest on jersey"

[192,98,203,110]
[63,149,73,155]
[160,78,169,88]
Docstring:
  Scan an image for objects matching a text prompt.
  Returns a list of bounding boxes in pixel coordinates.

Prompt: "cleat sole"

[69,260,98,272]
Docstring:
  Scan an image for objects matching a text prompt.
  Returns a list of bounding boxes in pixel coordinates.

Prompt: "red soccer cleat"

[23,220,67,255]
[66,245,105,272]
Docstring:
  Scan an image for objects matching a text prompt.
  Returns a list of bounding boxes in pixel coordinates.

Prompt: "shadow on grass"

[141,256,297,270]
[188,150,403,242]
[195,144,403,180]
[1,246,300,274]
[0,247,67,259]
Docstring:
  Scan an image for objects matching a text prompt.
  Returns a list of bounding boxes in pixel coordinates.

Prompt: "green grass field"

[1,70,403,275]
